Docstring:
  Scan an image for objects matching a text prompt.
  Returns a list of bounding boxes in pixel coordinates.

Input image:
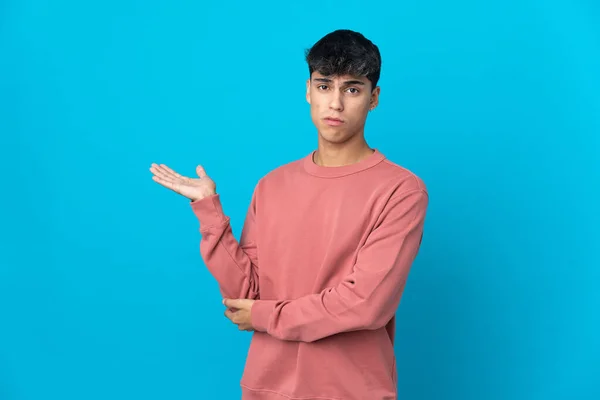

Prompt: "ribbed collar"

[303,148,386,178]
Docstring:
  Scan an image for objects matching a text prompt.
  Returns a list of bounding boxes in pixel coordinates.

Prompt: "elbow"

[362,316,389,331]
[218,274,260,301]
[359,286,405,331]
[359,306,395,331]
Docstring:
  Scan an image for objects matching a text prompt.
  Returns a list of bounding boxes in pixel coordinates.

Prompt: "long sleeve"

[191,190,260,300]
[250,188,428,342]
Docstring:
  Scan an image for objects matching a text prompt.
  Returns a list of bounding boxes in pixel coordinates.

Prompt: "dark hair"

[305,29,381,90]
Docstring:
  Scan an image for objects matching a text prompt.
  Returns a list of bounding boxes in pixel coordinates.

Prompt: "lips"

[324,117,344,126]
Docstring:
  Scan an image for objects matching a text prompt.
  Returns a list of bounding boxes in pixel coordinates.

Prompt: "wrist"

[191,190,217,202]
[190,193,226,228]
[250,300,278,333]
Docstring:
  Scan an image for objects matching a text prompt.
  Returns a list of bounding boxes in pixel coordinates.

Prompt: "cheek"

[349,102,370,120]
[309,101,322,120]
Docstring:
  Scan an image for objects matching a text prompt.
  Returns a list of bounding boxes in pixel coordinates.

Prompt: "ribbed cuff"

[190,194,227,229]
[251,300,277,333]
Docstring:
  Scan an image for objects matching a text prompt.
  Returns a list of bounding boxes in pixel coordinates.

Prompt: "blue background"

[1,1,598,399]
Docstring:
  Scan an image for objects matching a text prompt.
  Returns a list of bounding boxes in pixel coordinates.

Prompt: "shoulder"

[374,157,428,198]
[373,159,429,222]
[253,155,306,191]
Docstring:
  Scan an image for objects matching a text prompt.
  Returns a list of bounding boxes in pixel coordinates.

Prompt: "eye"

[318,84,328,90]
[346,87,360,94]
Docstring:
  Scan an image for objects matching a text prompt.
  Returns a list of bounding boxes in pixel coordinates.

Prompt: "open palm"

[150,163,216,201]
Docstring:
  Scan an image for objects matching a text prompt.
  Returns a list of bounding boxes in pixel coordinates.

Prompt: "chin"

[318,129,354,144]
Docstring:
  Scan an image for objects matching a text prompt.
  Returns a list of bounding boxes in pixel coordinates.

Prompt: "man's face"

[306,72,380,144]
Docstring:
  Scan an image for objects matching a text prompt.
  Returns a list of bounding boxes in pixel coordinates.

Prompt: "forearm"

[251,269,403,342]
[192,194,260,300]
[251,189,428,342]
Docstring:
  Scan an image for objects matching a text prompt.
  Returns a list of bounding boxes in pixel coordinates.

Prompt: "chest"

[255,184,382,297]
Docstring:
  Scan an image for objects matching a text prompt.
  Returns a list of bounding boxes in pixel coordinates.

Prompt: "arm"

[249,188,428,342]
[191,190,260,300]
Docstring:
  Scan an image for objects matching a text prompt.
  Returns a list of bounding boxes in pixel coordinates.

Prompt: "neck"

[313,135,374,167]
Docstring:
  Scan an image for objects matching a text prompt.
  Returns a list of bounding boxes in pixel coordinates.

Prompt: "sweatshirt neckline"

[303,148,386,178]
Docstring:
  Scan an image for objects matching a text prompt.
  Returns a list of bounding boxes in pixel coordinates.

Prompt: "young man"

[150,29,428,400]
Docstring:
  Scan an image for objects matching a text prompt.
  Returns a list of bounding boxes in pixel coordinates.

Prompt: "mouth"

[323,117,344,126]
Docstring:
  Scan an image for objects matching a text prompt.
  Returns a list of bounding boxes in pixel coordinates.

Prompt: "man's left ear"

[369,86,380,111]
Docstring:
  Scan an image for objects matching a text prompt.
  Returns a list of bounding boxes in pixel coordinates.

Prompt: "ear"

[306,78,311,104]
[369,86,380,110]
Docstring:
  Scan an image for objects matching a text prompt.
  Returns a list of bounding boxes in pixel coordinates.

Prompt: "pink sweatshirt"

[191,149,428,400]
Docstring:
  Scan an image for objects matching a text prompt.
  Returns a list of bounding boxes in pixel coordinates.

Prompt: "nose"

[329,91,343,112]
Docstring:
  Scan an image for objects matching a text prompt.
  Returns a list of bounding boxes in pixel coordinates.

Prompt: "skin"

[306,71,380,168]
[150,71,381,332]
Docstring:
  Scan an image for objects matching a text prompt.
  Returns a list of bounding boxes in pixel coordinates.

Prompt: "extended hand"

[150,163,216,201]
[223,299,256,331]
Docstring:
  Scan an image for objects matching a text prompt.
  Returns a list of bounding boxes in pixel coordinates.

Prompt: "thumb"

[223,298,246,309]
[196,165,207,178]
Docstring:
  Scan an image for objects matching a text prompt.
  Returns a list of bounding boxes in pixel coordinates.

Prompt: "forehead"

[310,72,369,84]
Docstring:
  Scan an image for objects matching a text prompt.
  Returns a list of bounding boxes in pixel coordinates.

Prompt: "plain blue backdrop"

[1,1,598,399]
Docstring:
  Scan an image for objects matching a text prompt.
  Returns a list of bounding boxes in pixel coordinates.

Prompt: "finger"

[152,175,176,190]
[152,175,182,194]
[196,165,207,178]
[150,165,177,183]
[223,298,242,309]
[153,164,181,181]
[224,309,235,321]
[225,309,243,322]
[159,164,186,180]
[160,165,195,187]
[150,166,191,194]
[150,164,184,187]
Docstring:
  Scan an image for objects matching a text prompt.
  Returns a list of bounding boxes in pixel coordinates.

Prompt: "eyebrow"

[313,77,366,86]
